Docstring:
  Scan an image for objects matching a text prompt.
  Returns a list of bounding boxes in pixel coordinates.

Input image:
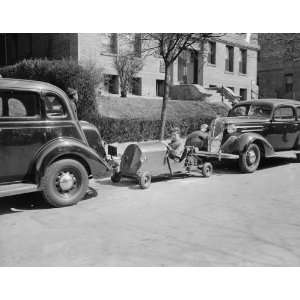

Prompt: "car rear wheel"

[139,172,151,189]
[41,159,89,207]
[239,143,261,173]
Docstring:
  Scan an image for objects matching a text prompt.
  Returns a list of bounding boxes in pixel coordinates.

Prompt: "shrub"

[0,59,102,122]
[90,115,217,143]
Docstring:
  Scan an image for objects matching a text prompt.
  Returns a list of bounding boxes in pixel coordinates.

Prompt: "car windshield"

[229,104,272,118]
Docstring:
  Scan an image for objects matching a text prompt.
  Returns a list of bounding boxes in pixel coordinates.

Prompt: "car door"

[0,90,46,183]
[266,105,298,151]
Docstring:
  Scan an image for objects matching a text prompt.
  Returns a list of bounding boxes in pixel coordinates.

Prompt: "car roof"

[236,99,300,107]
[0,78,66,96]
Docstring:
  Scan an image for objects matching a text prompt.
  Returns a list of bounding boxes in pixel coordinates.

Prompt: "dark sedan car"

[0,78,111,207]
[194,99,300,173]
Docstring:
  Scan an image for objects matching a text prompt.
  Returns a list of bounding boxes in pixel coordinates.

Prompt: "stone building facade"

[178,33,259,100]
[258,33,300,100]
[0,33,259,100]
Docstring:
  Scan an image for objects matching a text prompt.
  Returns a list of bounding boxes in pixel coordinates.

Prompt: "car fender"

[33,137,111,183]
[221,132,275,157]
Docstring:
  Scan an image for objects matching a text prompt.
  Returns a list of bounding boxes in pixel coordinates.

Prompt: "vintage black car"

[195,99,300,173]
[0,78,110,207]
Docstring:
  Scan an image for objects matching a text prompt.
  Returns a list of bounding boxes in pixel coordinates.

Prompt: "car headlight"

[226,124,237,134]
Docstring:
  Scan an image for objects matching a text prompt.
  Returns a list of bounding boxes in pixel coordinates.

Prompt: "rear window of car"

[0,91,40,118]
[296,107,300,119]
[274,106,295,121]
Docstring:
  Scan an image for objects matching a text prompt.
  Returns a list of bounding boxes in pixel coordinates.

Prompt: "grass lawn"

[97,95,229,120]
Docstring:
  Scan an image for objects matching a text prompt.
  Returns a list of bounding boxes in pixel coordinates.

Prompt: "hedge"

[90,114,217,143]
[0,59,101,122]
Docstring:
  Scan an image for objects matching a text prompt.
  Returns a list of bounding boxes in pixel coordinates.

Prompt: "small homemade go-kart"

[108,139,215,189]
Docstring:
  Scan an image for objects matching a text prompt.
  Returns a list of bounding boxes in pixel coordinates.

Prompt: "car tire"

[40,159,89,207]
[202,162,213,177]
[139,172,151,189]
[111,172,122,183]
[239,143,261,173]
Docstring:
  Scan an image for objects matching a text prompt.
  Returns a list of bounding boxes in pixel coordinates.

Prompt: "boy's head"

[170,127,180,142]
[67,87,79,103]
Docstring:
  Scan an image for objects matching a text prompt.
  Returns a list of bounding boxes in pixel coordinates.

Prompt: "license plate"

[108,145,118,157]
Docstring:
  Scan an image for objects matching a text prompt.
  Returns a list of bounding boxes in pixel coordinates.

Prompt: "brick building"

[258,33,300,100]
[0,33,259,100]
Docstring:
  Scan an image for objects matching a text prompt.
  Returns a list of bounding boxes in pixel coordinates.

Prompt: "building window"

[131,77,142,95]
[110,33,118,54]
[208,41,216,65]
[156,80,164,97]
[240,88,247,100]
[285,73,293,93]
[159,60,165,73]
[225,45,234,72]
[134,33,142,57]
[104,74,119,94]
[239,48,247,74]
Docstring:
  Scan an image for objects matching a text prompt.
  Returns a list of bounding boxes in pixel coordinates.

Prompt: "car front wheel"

[238,143,261,173]
[41,159,89,207]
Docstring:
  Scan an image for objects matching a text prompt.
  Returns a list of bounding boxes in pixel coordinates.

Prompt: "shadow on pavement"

[97,156,298,189]
[0,187,98,216]
[0,192,50,216]
[213,156,296,175]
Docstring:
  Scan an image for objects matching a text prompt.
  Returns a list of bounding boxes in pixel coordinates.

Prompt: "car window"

[8,98,27,117]
[248,105,272,118]
[296,107,300,119]
[7,92,40,118]
[274,106,295,121]
[44,93,66,118]
[229,105,248,116]
[228,105,249,117]
[0,97,2,116]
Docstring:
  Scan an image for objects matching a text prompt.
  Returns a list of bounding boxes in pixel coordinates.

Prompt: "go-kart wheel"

[202,162,213,177]
[111,172,122,183]
[139,172,151,189]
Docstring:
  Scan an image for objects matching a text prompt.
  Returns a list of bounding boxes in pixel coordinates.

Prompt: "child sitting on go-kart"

[166,127,185,160]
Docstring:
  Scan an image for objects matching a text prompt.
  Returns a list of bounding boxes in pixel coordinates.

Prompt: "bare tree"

[141,33,220,140]
[114,54,143,97]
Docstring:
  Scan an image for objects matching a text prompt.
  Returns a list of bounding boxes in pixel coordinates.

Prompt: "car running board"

[269,151,300,158]
[0,183,39,198]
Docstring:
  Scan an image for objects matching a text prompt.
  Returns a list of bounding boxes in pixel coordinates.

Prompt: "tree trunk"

[121,89,127,98]
[160,64,170,140]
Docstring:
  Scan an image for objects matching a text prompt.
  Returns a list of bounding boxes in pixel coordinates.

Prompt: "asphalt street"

[1,157,300,266]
